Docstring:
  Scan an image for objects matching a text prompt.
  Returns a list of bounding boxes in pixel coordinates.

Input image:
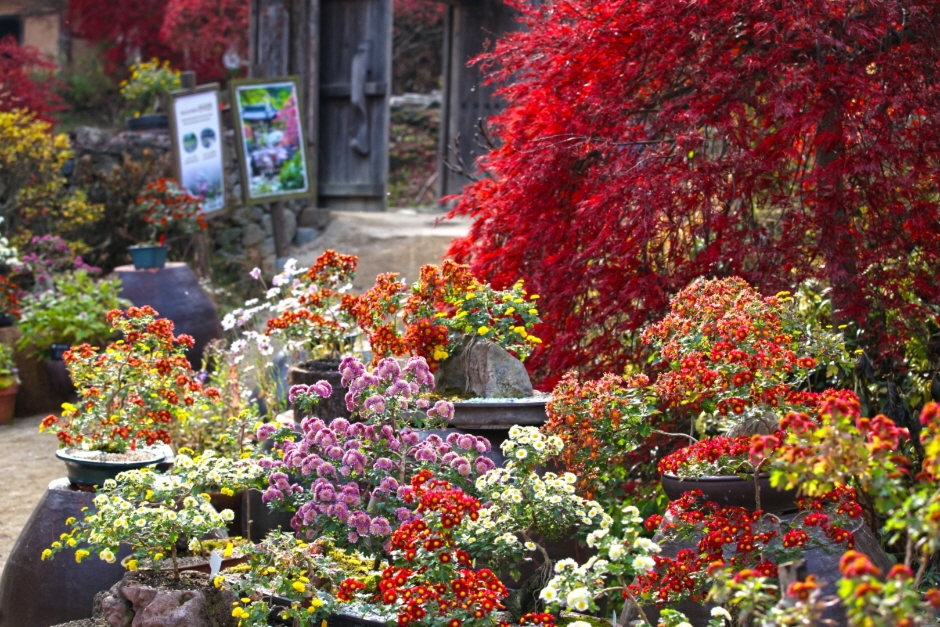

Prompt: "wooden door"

[438,0,521,197]
[318,0,393,211]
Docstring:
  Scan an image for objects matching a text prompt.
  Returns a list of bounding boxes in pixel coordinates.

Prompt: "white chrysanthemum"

[632,555,656,571]
[99,549,116,563]
[711,607,732,620]
[555,558,577,572]
[515,448,528,460]
[539,587,558,602]
[635,537,660,553]
[525,541,536,551]
[549,495,563,504]
[565,587,591,612]
[608,542,625,560]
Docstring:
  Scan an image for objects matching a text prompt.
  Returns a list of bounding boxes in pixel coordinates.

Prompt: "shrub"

[447,0,940,391]
[0,37,64,121]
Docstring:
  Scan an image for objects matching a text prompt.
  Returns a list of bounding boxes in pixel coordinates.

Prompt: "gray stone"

[294,227,319,245]
[261,214,273,236]
[283,208,297,243]
[232,207,255,226]
[242,224,264,248]
[96,572,236,627]
[123,585,206,627]
[261,237,276,257]
[297,208,332,229]
[434,337,533,399]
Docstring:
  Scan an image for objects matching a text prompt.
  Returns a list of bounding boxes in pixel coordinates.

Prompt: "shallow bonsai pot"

[56,448,166,488]
[449,397,549,429]
[128,245,168,270]
[660,473,797,513]
[125,114,169,131]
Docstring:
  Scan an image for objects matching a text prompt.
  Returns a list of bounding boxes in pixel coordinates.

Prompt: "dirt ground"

[0,414,61,574]
[0,209,469,580]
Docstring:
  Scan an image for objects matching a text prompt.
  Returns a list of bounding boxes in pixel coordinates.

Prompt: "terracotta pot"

[660,473,798,513]
[288,358,350,424]
[56,448,166,488]
[0,384,16,425]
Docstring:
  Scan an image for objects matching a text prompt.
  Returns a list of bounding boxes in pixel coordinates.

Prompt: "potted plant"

[42,466,240,626]
[0,342,19,424]
[228,250,361,421]
[131,177,207,270]
[257,355,496,552]
[39,306,222,486]
[637,277,850,504]
[346,260,545,427]
[120,58,180,131]
[16,269,128,397]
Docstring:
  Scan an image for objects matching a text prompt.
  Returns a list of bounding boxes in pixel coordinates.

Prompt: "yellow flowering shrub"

[0,110,102,248]
[120,59,181,116]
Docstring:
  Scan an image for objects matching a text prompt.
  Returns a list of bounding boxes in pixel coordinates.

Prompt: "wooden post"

[269,202,291,260]
[180,71,197,90]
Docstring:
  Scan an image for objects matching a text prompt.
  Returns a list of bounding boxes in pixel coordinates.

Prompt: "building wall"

[0,0,63,60]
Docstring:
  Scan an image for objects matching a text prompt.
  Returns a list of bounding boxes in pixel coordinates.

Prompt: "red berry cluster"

[371,472,506,627]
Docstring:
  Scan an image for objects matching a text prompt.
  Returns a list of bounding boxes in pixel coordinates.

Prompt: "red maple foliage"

[160,0,249,83]
[0,37,64,122]
[67,0,180,75]
[447,0,940,386]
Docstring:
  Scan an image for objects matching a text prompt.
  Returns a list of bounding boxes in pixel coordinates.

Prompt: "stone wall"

[68,125,323,274]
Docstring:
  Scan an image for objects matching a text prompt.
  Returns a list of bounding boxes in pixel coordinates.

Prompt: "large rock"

[97,572,235,627]
[435,337,533,399]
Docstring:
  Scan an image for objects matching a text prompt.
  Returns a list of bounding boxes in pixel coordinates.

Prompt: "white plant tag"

[209,551,223,576]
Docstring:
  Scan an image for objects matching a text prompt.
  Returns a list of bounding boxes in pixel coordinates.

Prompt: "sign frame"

[230,76,315,204]
[168,83,228,215]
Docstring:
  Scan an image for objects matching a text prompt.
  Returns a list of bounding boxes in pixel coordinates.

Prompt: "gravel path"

[0,414,61,576]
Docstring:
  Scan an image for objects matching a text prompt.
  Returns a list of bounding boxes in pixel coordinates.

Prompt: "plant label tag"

[209,551,223,576]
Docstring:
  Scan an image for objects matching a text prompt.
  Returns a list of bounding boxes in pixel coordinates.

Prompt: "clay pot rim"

[451,398,549,408]
[661,472,770,482]
[56,447,166,468]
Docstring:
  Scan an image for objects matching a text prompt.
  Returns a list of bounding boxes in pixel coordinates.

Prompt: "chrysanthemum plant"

[42,468,235,580]
[641,277,851,438]
[39,306,221,453]
[225,532,380,627]
[345,260,542,369]
[223,250,359,360]
[338,471,509,627]
[258,356,496,553]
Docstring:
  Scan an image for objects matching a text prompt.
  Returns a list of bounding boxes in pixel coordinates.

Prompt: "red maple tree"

[67,0,179,75]
[447,0,940,386]
[160,0,248,83]
[0,37,64,121]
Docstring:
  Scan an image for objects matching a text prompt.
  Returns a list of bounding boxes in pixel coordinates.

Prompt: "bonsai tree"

[346,260,542,370]
[225,250,360,361]
[43,467,235,579]
[40,306,221,453]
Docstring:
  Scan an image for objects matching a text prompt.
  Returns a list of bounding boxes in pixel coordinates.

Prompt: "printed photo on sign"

[169,86,226,214]
[231,78,311,203]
